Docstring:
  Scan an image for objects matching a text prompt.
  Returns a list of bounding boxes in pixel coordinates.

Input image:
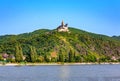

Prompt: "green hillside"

[0,27,120,63]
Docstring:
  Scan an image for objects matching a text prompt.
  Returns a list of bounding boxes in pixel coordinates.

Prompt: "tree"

[0,48,2,53]
[15,44,23,62]
[58,49,64,62]
[75,55,81,62]
[0,54,3,61]
[29,46,37,62]
[68,48,75,62]
[44,54,51,62]
[37,56,44,62]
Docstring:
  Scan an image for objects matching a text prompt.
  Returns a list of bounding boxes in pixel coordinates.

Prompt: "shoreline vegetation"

[1,62,120,66]
[0,28,120,66]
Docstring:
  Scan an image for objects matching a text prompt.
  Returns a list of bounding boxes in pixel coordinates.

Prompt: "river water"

[0,64,120,81]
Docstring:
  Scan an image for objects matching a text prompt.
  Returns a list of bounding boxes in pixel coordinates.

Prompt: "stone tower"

[61,20,64,27]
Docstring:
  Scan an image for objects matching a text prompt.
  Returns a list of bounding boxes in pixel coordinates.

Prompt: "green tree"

[37,56,44,62]
[75,55,81,62]
[68,49,75,62]
[58,49,64,62]
[29,46,37,62]
[0,54,3,61]
[44,54,51,62]
[15,44,23,62]
[0,48,2,53]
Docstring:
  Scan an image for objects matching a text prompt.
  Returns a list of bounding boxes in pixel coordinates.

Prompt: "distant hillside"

[112,36,120,40]
[0,27,120,63]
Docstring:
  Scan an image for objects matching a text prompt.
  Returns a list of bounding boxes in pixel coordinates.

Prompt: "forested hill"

[0,27,120,63]
[112,36,120,40]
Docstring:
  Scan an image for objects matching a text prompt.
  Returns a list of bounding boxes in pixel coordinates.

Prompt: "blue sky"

[0,0,120,36]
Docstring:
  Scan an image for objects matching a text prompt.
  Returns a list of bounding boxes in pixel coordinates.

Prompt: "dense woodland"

[0,27,120,63]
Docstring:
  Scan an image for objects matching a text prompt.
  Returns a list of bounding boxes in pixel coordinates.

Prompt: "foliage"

[29,46,37,63]
[15,44,23,62]
[0,27,120,63]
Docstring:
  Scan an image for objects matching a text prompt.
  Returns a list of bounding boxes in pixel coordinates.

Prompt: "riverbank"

[1,62,120,66]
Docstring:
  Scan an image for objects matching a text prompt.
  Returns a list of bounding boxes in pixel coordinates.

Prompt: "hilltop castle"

[57,21,69,32]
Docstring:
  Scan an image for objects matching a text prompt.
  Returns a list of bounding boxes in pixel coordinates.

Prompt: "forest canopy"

[0,28,120,63]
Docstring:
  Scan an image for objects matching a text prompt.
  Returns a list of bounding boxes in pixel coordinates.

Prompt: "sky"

[0,0,120,36]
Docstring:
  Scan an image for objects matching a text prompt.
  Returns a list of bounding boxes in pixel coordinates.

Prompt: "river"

[0,64,120,81]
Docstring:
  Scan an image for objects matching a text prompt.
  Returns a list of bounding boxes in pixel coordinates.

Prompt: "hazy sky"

[0,0,120,36]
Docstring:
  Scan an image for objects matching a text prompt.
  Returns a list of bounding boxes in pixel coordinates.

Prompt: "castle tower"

[61,20,64,26]
[57,21,69,32]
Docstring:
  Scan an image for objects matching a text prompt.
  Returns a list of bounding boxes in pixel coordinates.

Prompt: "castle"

[57,21,69,32]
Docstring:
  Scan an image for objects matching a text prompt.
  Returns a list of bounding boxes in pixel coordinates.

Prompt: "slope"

[0,27,120,62]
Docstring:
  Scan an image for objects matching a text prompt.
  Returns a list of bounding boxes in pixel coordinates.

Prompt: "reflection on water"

[60,66,70,80]
[0,65,120,81]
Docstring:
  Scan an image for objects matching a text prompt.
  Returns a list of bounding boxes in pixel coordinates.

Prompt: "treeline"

[0,44,88,63]
[0,28,120,63]
[0,44,113,63]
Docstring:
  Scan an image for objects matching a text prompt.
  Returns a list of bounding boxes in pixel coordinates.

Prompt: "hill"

[112,36,120,40]
[0,27,120,63]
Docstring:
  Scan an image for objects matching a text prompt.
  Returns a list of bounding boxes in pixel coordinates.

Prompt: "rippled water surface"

[0,64,120,81]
